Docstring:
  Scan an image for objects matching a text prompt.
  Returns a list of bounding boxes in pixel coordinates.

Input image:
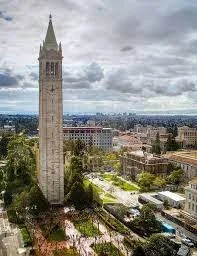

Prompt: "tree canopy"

[133,234,180,256]
[131,203,162,236]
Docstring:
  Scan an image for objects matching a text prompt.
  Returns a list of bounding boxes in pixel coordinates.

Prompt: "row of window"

[188,193,197,201]
[188,202,197,213]
[46,62,59,76]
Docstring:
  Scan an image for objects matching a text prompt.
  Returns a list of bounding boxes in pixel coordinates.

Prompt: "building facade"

[185,179,197,219]
[0,125,15,136]
[176,126,197,148]
[166,152,197,180]
[63,127,112,151]
[38,15,64,204]
[120,150,169,179]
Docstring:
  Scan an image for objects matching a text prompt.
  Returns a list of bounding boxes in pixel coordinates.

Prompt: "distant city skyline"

[0,0,197,113]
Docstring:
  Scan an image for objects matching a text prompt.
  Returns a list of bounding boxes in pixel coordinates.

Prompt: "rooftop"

[140,193,164,205]
[166,151,197,166]
[158,191,185,202]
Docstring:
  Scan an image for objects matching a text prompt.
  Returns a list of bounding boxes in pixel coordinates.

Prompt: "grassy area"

[102,192,117,204]
[40,223,66,242]
[84,179,104,195]
[53,247,79,256]
[48,227,66,242]
[20,227,31,247]
[102,173,139,191]
[74,218,101,237]
[92,242,124,256]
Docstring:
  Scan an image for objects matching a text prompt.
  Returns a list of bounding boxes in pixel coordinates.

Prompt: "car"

[181,238,194,247]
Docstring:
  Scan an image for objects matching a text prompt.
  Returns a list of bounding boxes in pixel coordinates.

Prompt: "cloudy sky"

[0,0,197,114]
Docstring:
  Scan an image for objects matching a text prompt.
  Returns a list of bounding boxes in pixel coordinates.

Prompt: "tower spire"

[44,14,58,51]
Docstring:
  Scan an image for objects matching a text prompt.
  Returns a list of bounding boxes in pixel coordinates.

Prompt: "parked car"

[181,238,194,247]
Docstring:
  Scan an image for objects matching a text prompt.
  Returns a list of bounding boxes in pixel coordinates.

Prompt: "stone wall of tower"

[38,47,64,204]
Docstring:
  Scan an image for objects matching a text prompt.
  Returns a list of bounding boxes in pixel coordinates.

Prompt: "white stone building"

[166,152,197,180]
[176,126,197,148]
[63,126,113,151]
[38,15,64,204]
[185,179,197,220]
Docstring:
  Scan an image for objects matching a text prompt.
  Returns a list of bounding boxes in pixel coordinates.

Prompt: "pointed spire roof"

[44,14,58,51]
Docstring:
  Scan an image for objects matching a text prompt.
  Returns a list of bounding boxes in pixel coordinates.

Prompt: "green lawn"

[84,179,104,195]
[20,227,31,247]
[40,223,66,242]
[102,173,139,191]
[53,247,79,256]
[48,227,66,242]
[92,242,124,256]
[74,218,101,237]
[102,192,117,204]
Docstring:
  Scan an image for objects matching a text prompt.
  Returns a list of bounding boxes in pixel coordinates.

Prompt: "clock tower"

[38,15,64,204]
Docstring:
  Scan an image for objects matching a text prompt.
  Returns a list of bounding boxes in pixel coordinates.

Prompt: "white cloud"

[0,0,197,113]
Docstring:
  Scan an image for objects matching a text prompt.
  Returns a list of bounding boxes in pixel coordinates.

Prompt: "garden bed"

[92,242,124,256]
[53,247,79,256]
[73,218,101,237]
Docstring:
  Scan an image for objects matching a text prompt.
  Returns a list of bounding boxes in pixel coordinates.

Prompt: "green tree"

[167,169,184,185]
[153,176,166,189]
[166,134,179,151]
[0,135,11,159]
[131,204,162,236]
[28,184,49,214]
[3,135,36,207]
[152,132,161,155]
[72,139,86,157]
[87,183,93,204]
[5,136,36,183]
[65,181,86,209]
[137,172,155,192]
[144,234,179,256]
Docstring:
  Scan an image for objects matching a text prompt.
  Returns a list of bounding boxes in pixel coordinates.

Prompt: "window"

[46,62,50,76]
[189,194,191,199]
[51,62,54,75]
[55,62,58,76]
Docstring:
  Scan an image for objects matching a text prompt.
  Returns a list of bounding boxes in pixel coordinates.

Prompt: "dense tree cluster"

[133,234,180,256]
[151,132,161,155]
[137,172,166,192]
[64,139,95,209]
[0,135,49,223]
[137,168,183,192]
[131,204,162,236]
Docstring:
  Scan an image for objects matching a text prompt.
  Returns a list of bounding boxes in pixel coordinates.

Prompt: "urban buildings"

[120,150,169,179]
[0,124,15,136]
[166,151,197,180]
[63,126,113,151]
[176,126,197,148]
[157,191,185,208]
[184,179,197,219]
[38,15,64,204]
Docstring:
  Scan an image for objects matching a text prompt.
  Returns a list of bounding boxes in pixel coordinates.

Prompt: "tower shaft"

[38,16,64,204]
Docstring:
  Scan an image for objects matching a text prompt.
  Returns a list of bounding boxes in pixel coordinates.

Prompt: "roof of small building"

[139,193,164,205]
[158,191,185,202]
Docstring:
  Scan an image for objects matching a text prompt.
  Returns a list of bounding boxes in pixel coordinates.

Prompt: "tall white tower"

[38,15,64,204]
